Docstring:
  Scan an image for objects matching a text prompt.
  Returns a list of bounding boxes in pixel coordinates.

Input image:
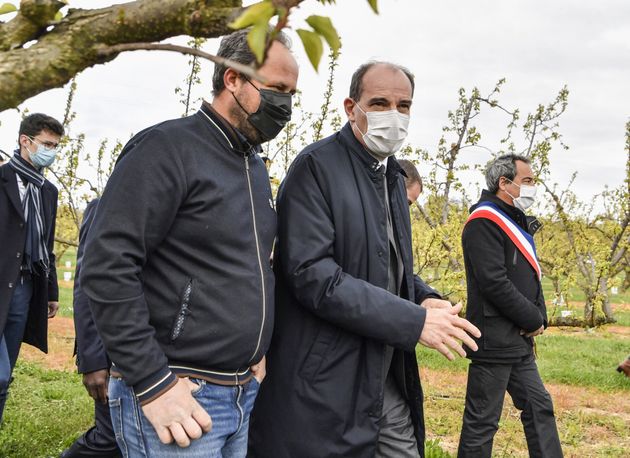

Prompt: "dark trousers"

[0,277,32,423]
[62,398,121,457]
[457,355,563,458]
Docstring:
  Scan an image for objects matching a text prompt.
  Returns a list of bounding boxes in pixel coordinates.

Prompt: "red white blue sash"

[466,202,542,281]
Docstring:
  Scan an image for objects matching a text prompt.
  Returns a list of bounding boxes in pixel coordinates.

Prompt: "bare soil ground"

[20,317,630,457]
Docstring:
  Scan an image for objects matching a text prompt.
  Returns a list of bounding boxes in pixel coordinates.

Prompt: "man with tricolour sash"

[457,154,563,458]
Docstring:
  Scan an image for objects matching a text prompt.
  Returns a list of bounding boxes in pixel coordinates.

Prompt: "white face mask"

[353,103,410,160]
[506,180,537,211]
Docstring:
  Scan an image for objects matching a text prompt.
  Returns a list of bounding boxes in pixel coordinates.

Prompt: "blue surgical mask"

[26,139,57,169]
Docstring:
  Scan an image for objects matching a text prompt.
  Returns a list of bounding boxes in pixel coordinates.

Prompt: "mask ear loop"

[231,90,252,117]
[230,73,260,117]
[503,178,520,201]
[351,100,368,137]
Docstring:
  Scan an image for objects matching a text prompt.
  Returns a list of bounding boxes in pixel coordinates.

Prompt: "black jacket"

[81,103,276,404]
[73,199,108,374]
[249,124,439,458]
[0,163,58,353]
[462,190,546,361]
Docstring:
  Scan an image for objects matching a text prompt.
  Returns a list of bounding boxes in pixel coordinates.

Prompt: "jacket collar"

[473,189,528,231]
[199,101,257,156]
[0,163,26,221]
[339,122,404,183]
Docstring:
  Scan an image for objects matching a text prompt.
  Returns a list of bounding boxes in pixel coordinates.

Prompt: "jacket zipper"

[171,279,193,342]
[245,154,266,364]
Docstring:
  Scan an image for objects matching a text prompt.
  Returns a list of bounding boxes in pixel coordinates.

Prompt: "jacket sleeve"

[462,218,543,332]
[538,284,548,328]
[80,129,186,404]
[277,154,426,352]
[413,274,441,305]
[73,200,109,374]
[47,186,59,302]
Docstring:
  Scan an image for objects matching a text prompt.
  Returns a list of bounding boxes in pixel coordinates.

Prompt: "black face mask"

[233,78,293,142]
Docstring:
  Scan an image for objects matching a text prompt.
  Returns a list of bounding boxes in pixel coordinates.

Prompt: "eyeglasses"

[28,136,59,150]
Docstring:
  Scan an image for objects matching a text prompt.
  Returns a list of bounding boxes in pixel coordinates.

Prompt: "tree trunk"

[583,289,595,327]
[0,0,245,111]
[548,315,608,327]
[598,277,615,322]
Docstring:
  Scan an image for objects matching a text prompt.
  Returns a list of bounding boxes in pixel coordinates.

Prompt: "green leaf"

[305,15,340,55]
[54,11,63,21]
[367,0,379,14]
[297,29,324,71]
[247,21,268,63]
[0,2,17,15]
[229,1,275,30]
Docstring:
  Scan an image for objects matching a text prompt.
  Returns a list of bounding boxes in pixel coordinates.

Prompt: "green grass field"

[0,253,627,457]
[0,363,92,458]
[417,332,630,392]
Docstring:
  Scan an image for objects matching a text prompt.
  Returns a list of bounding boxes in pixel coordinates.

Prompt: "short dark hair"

[485,154,531,194]
[212,29,291,96]
[19,113,64,141]
[349,61,415,101]
[398,159,422,192]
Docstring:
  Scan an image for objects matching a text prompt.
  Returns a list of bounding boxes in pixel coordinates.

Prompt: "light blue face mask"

[26,138,57,169]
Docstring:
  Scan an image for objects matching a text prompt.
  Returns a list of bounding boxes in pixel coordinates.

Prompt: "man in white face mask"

[347,65,411,162]
[249,61,480,458]
[458,154,562,458]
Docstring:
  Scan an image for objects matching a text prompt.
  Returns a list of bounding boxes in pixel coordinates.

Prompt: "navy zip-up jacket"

[81,103,276,404]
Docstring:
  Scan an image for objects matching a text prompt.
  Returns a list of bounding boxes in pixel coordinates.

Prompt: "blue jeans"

[0,277,33,423]
[109,376,260,457]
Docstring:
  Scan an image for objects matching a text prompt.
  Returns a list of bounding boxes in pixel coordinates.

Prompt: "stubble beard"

[229,100,265,146]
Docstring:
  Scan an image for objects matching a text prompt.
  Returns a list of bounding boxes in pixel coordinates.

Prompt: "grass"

[8,251,625,457]
[0,362,92,458]
[614,309,630,326]
[417,331,630,392]
[541,276,630,305]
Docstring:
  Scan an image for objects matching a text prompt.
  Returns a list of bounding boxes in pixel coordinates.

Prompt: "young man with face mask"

[80,29,298,457]
[0,113,63,423]
[457,154,563,457]
[248,61,480,458]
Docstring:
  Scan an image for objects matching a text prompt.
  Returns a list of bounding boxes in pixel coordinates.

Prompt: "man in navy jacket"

[61,198,120,457]
[249,62,480,458]
[81,29,298,456]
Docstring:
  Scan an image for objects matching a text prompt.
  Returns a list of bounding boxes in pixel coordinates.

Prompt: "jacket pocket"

[482,302,526,350]
[298,324,339,381]
[170,278,194,342]
[482,317,525,353]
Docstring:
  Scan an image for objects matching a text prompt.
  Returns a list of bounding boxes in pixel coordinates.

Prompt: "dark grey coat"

[249,124,439,458]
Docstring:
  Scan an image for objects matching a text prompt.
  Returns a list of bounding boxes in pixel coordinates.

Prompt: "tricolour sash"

[466,202,542,281]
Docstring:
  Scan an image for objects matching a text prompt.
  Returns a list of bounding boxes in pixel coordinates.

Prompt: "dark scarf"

[8,152,49,276]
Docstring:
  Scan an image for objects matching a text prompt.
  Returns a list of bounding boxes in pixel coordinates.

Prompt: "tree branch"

[0,0,65,51]
[55,236,78,248]
[97,42,267,83]
[0,0,250,111]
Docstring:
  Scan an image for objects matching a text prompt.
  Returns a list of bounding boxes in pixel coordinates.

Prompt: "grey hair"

[211,29,291,96]
[485,154,531,193]
[349,61,415,101]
